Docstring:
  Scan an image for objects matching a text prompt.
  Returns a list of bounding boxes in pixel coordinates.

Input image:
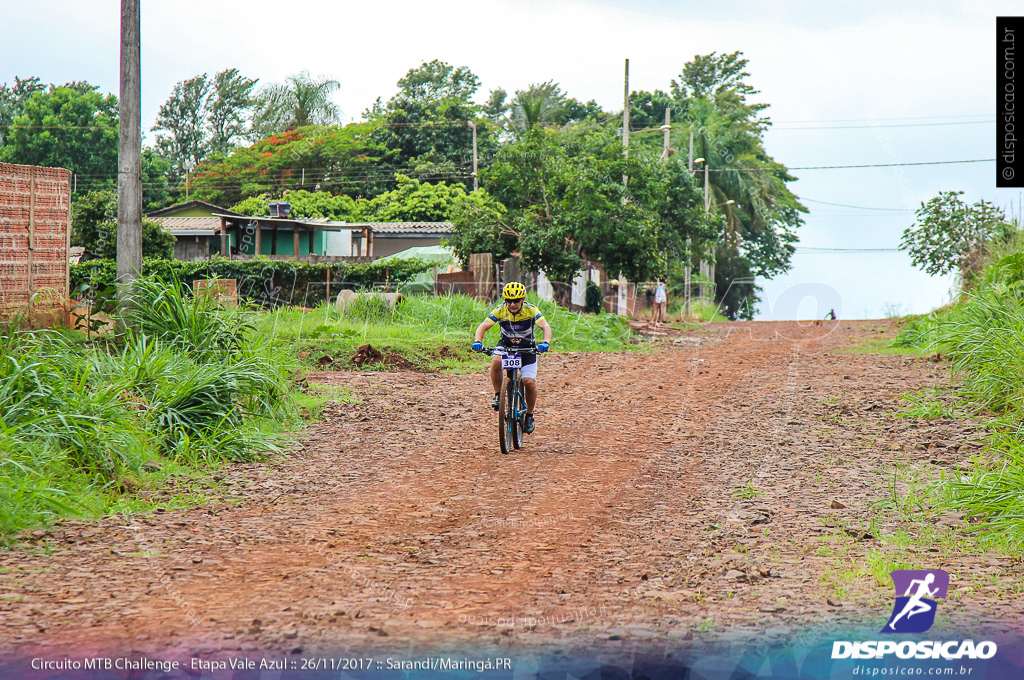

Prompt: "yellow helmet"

[502,281,526,301]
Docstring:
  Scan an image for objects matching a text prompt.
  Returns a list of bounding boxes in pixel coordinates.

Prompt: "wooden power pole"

[661,107,671,158]
[469,121,478,192]
[622,58,630,182]
[117,0,142,302]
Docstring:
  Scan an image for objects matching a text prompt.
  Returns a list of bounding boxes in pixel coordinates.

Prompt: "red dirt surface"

[2,319,1021,661]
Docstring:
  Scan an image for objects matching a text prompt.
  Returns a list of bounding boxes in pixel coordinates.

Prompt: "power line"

[793,158,994,170]
[795,247,901,253]
[772,120,994,131]
[773,113,991,124]
[801,197,911,212]
[710,158,995,172]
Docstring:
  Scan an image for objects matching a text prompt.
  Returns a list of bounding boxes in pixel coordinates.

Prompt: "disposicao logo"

[831,569,998,661]
[882,569,948,634]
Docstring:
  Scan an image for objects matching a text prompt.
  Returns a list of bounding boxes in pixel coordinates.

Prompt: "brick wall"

[0,163,71,320]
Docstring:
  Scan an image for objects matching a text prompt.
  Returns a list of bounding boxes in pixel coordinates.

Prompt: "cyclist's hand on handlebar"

[537,342,550,353]
[472,341,484,352]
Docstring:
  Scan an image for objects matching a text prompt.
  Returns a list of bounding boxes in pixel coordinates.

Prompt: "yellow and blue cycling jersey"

[488,302,544,348]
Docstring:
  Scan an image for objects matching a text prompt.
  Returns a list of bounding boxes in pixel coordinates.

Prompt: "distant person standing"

[653,281,668,326]
[825,309,837,321]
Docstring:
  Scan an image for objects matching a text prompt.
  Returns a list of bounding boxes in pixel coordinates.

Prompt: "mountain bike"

[476,346,536,455]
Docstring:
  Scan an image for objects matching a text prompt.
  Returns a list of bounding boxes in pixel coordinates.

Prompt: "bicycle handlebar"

[475,346,539,355]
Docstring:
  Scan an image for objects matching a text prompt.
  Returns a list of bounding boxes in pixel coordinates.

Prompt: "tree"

[364,174,490,222]
[900,191,1014,279]
[151,69,257,180]
[188,122,386,206]
[625,52,805,315]
[207,69,257,157]
[395,60,480,103]
[71,190,175,259]
[510,82,564,132]
[506,82,607,134]
[712,245,759,320]
[250,71,340,140]
[367,61,493,188]
[231,189,362,222]
[451,127,715,296]
[0,82,118,184]
[672,51,765,106]
[152,74,211,178]
[628,89,674,130]
[0,76,45,138]
[483,88,510,122]
[447,190,516,265]
[141,149,174,212]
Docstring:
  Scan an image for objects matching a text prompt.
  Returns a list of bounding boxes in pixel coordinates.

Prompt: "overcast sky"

[2,0,1016,319]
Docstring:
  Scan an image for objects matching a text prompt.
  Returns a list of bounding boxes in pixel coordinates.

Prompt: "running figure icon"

[887,573,938,630]
[882,569,949,634]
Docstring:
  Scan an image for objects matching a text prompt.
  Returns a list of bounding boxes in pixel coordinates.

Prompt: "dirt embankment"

[1,319,1018,661]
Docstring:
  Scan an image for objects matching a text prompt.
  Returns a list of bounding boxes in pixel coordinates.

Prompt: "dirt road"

[2,319,1020,661]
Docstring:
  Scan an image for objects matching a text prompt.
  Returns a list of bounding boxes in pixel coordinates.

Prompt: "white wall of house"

[535,271,553,300]
[324,230,353,256]
[572,271,587,307]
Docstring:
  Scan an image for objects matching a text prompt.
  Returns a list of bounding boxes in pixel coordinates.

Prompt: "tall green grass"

[0,284,633,537]
[260,292,633,366]
[894,246,1024,543]
[0,276,299,538]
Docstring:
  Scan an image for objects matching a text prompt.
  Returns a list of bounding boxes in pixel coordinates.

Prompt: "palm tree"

[250,71,340,140]
[683,95,799,260]
[510,82,564,133]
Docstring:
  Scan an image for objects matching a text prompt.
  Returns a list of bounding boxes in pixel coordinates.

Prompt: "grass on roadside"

[891,278,1024,546]
[1,286,631,539]
[259,292,635,372]
[0,275,323,540]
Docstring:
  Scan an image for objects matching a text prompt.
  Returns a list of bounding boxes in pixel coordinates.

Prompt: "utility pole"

[468,121,478,192]
[117,0,142,305]
[688,130,694,172]
[661,107,671,159]
[704,162,710,211]
[661,107,671,291]
[622,59,630,157]
[622,59,629,186]
[701,161,711,303]
[686,129,695,317]
[684,236,691,318]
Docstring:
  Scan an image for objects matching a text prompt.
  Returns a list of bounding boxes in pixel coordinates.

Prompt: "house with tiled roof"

[148,200,454,262]
[146,200,368,262]
[343,222,453,258]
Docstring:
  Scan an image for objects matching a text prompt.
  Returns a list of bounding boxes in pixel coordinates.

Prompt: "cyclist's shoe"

[524,414,536,434]
[492,394,500,411]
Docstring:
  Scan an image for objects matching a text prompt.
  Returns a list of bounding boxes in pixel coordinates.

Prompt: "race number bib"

[501,354,522,369]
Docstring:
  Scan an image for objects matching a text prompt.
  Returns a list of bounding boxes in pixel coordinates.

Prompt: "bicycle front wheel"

[512,372,524,450]
[498,374,515,455]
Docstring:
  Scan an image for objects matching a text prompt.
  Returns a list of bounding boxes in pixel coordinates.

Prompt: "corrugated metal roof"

[146,200,246,218]
[151,216,222,233]
[348,222,454,234]
[151,215,453,235]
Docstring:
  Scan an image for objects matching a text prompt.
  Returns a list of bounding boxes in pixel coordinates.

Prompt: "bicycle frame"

[477,346,536,454]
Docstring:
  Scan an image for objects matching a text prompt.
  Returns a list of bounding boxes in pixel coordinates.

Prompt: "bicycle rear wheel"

[498,374,515,455]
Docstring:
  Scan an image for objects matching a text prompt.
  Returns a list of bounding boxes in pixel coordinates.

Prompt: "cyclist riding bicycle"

[472,281,553,435]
